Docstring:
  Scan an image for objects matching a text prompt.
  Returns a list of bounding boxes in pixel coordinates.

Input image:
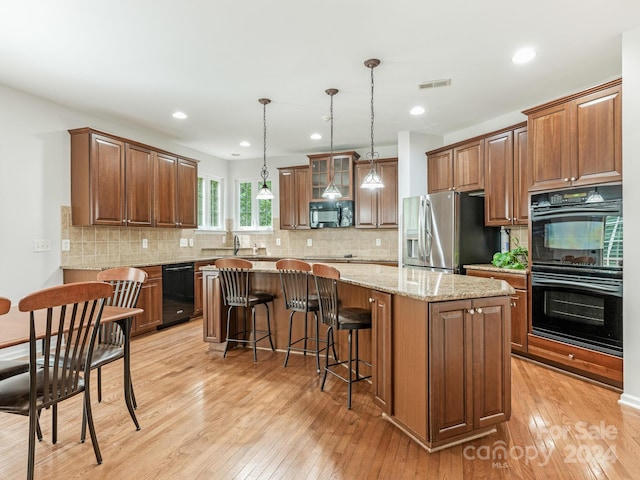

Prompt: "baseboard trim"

[619,393,640,410]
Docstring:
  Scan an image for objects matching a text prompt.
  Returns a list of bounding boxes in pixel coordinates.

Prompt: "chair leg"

[97,366,102,403]
[28,406,38,480]
[283,310,295,367]
[347,329,353,410]
[321,327,333,392]
[303,311,308,356]
[314,312,321,374]
[130,379,137,409]
[83,386,102,465]
[34,410,43,441]
[264,303,275,351]
[251,307,258,362]
[223,306,233,358]
[52,404,57,444]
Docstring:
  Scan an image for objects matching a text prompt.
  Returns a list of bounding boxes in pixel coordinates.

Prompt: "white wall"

[620,26,640,409]
[0,84,224,302]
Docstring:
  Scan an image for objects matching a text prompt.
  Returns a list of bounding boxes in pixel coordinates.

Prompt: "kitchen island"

[202,262,514,452]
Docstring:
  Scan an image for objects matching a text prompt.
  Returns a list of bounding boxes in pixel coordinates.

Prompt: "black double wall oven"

[530,185,623,357]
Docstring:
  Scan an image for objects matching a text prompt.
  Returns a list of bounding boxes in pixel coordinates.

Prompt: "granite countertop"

[202,262,514,302]
[464,264,529,275]
[61,255,397,271]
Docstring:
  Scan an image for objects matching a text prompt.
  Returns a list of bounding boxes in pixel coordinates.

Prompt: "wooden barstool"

[312,263,372,409]
[215,258,275,361]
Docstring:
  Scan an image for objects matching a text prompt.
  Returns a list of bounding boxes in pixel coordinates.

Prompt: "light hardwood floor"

[0,317,638,479]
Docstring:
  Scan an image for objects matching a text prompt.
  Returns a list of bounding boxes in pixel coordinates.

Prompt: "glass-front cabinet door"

[308,151,359,201]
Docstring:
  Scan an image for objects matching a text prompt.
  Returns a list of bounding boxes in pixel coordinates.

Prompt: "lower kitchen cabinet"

[203,270,227,345]
[194,261,215,317]
[429,297,511,443]
[465,268,528,353]
[132,266,163,336]
[370,290,393,414]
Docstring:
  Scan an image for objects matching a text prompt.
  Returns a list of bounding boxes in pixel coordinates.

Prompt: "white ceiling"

[1,1,639,161]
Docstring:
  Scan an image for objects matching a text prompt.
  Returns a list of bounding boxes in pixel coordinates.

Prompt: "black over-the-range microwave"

[309,201,354,228]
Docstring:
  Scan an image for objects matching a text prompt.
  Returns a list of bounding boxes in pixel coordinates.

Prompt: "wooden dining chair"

[0,281,113,480]
[0,297,30,381]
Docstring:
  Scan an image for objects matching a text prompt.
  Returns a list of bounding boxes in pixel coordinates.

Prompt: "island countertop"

[202,261,514,302]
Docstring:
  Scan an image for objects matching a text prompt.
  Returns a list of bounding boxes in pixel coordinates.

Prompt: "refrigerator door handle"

[424,199,432,259]
[418,197,426,261]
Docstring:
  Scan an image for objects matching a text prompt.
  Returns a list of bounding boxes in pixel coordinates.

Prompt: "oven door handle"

[531,205,621,220]
[532,277,622,295]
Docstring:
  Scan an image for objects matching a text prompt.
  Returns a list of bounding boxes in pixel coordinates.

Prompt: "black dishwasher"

[160,262,195,329]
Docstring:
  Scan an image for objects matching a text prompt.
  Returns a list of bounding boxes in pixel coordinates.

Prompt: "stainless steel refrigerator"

[402,192,499,273]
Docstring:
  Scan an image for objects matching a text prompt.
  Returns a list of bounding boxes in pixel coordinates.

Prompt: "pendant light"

[360,58,384,189]
[256,98,275,200]
[322,88,342,199]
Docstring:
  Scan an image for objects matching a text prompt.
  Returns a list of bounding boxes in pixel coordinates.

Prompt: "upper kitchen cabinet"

[155,153,198,228]
[427,139,484,193]
[69,128,198,228]
[278,165,310,230]
[524,79,622,191]
[70,128,154,227]
[355,158,398,228]
[483,123,529,226]
[308,151,360,201]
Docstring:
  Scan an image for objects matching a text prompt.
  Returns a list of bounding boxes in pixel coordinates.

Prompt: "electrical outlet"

[275,238,281,246]
[179,238,188,247]
[33,239,51,252]
[142,239,149,249]
[61,239,70,251]
[307,238,312,247]
[189,238,194,247]
[222,235,226,244]
[375,238,381,247]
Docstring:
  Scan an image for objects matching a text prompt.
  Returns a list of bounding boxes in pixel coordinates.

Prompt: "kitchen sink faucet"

[233,235,240,255]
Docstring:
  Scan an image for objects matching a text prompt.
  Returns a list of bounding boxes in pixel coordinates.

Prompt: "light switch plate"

[61,239,70,251]
[307,239,312,247]
[189,238,194,247]
[142,239,149,249]
[275,238,281,246]
[179,238,188,247]
[33,239,51,252]
[375,238,381,247]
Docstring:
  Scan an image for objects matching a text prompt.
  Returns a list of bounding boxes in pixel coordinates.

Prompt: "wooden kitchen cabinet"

[429,296,511,443]
[466,268,528,353]
[69,127,197,228]
[70,128,154,226]
[370,290,392,414]
[524,79,622,191]
[203,270,227,345]
[132,266,163,336]
[427,139,484,193]
[155,154,198,228]
[308,151,359,201]
[483,124,529,226]
[278,165,311,230]
[355,158,398,228]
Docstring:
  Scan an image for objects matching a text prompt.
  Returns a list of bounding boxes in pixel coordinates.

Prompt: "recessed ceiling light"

[310,133,322,140]
[410,106,425,116]
[230,153,241,157]
[172,111,188,119]
[512,47,536,64]
[239,141,250,147]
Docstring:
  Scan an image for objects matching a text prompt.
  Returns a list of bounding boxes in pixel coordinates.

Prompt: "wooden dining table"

[0,304,144,427]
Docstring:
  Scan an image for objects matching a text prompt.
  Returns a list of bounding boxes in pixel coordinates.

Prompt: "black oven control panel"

[549,191,588,204]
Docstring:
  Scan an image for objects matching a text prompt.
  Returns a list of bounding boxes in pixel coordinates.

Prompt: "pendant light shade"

[256,98,275,200]
[322,88,342,199]
[361,58,384,190]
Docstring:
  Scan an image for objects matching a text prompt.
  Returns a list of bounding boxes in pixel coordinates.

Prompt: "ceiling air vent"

[418,78,452,89]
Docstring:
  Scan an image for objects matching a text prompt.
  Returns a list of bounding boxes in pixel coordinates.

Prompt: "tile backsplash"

[60,206,399,267]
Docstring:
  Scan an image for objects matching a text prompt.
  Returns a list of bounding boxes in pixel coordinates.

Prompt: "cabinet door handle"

[564,178,570,182]
[570,176,577,181]
[369,298,374,303]
[476,307,483,314]
[468,308,475,314]
[568,353,575,360]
